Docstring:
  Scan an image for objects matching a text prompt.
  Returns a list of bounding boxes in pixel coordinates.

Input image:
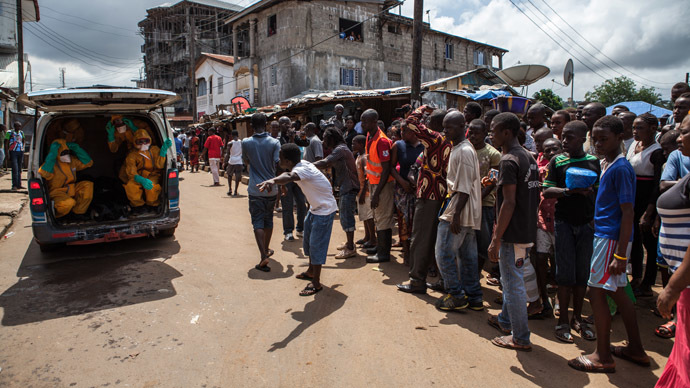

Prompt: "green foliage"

[532,89,564,111]
[584,76,662,107]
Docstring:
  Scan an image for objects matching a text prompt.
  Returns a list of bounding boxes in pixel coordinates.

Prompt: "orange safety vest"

[365,129,394,185]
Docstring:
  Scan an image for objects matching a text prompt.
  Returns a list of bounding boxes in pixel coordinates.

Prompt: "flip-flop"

[655,321,676,339]
[610,345,651,367]
[568,356,615,373]
[487,315,511,335]
[299,283,322,296]
[254,264,270,272]
[296,272,313,281]
[491,336,532,352]
[554,323,574,343]
[486,277,501,287]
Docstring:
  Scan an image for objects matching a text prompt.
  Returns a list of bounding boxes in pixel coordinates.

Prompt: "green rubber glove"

[105,121,115,142]
[122,118,136,132]
[66,142,92,164]
[134,175,153,191]
[159,138,173,157]
[42,141,61,173]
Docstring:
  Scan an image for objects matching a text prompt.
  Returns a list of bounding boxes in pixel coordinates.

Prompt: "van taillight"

[32,198,44,206]
[28,178,46,212]
[30,182,41,189]
[168,171,178,179]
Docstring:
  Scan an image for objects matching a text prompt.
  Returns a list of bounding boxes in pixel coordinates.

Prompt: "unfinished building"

[225,0,508,107]
[138,0,243,114]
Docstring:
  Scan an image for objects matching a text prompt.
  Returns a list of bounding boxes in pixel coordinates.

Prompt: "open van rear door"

[18,87,181,113]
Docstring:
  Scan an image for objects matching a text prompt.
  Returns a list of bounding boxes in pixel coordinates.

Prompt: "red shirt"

[204,135,224,159]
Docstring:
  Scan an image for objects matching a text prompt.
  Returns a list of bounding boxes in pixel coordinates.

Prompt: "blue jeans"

[435,221,482,303]
[303,211,336,265]
[10,150,23,189]
[281,181,306,234]
[498,242,531,346]
[476,206,496,272]
[338,191,357,232]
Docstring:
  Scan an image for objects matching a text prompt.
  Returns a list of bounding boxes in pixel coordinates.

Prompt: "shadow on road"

[267,284,347,352]
[247,260,294,280]
[0,238,182,326]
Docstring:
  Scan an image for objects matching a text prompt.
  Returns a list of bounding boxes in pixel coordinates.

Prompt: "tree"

[584,76,662,107]
[532,89,564,111]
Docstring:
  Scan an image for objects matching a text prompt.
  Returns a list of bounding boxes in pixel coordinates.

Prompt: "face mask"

[139,144,150,151]
[116,125,127,134]
[59,154,71,163]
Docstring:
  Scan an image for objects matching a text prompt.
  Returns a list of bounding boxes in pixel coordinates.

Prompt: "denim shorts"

[248,195,276,230]
[338,191,357,232]
[304,211,336,265]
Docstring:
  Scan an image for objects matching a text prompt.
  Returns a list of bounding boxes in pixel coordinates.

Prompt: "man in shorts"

[568,116,649,373]
[224,130,243,196]
[242,113,281,272]
[258,143,337,296]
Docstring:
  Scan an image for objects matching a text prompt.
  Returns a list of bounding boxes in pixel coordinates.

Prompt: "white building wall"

[194,60,237,116]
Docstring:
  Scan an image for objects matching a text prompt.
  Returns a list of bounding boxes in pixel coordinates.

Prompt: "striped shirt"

[657,173,690,276]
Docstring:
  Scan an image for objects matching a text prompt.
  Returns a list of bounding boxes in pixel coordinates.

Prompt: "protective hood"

[62,118,84,143]
[133,129,152,144]
[110,114,123,123]
[54,138,70,155]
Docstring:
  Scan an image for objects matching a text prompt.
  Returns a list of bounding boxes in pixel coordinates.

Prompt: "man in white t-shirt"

[434,111,483,312]
[224,130,243,196]
[258,143,337,296]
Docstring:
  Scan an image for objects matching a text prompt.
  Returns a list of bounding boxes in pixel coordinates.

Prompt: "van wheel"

[158,227,176,238]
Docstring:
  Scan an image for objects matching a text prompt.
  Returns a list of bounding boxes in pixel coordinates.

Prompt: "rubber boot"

[365,230,381,255]
[367,229,392,263]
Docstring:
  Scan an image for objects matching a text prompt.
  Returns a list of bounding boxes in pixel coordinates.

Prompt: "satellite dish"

[564,59,574,86]
[496,64,550,87]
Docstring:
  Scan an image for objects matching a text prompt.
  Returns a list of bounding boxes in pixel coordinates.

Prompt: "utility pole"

[686,72,689,84]
[16,0,24,109]
[187,8,197,121]
[59,68,66,88]
[410,0,423,107]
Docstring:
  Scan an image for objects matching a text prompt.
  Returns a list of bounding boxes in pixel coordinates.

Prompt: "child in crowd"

[258,143,337,296]
[568,115,649,373]
[353,135,376,249]
[550,110,571,139]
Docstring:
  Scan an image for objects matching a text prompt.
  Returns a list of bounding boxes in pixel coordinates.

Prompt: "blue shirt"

[594,156,636,240]
[242,132,280,197]
[174,137,182,154]
[9,130,24,152]
[661,149,690,182]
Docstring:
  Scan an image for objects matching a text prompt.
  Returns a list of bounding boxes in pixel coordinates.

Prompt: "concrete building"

[138,0,243,115]
[225,0,508,106]
[193,52,243,118]
[0,0,39,94]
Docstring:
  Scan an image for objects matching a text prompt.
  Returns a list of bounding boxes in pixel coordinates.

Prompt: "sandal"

[487,315,511,335]
[583,315,594,325]
[254,264,270,272]
[572,319,596,341]
[486,277,501,287]
[299,283,322,296]
[356,238,367,245]
[610,345,651,367]
[655,321,676,339]
[554,323,574,343]
[296,272,313,281]
[568,356,615,373]
[491,336,532,352]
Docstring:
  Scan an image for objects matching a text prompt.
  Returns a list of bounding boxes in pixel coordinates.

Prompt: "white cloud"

[400,0,690,102]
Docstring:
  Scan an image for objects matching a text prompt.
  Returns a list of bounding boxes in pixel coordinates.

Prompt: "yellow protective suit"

[38,139,94,218]
[107,115,136,183]
[46,118,86,145]
[124,129,166,207]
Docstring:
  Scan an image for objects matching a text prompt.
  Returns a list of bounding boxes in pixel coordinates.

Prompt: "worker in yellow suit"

[45,118,86,146]
[124,129,172,214]
[106,115,137,183]
[38,139,94,219]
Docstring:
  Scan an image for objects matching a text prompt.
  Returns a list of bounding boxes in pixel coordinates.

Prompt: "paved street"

[0,170,673,387]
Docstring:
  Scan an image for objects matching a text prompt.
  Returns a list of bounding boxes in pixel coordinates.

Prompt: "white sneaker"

[284,233,295,241]
[335,248,357,259]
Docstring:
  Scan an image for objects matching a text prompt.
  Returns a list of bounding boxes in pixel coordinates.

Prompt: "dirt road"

[0,170,673,387]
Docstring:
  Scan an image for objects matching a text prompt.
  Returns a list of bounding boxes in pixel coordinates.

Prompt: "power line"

[538,0,675,86]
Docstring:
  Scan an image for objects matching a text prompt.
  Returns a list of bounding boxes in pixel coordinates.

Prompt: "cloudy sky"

[13,0,690,103]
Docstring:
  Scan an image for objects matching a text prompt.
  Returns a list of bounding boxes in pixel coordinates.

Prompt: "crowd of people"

[193,84,689,383]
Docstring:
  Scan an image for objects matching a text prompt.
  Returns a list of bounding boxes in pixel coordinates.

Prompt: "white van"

[18,87,182,251]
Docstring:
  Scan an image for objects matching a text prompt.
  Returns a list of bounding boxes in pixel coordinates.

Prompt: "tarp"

[606,101,672,117]
[446,89,511,101]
